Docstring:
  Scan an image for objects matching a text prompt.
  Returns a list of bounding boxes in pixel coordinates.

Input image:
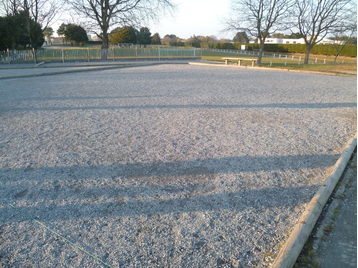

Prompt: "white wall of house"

[50,37,67,45]
[258,37,340,45]
[263,38,305,44]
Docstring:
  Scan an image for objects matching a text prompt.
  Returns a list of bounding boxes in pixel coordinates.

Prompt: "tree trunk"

[304,45,313,64]
[101,29,109,60]
[333,54,338,64]
[101,48,108,60]
[257,42,265,65]
[32,48,37,64]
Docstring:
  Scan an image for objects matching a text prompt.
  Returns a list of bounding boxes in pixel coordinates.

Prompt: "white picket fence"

[1,47,203,64]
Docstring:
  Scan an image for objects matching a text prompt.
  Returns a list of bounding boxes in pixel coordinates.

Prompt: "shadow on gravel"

[5,102,357,112]
[2,185,316,222]
[1,153,338,222]
[21,95,171,101]
[2,154,338,179]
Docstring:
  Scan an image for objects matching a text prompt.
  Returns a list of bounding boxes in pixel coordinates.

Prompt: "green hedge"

[87,41,102,45]
[263,44,357,57]
[163,41,357,57]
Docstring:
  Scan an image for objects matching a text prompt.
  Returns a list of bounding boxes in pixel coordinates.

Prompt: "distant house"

[50,37,67,45]
[91,36,102,42]
[249,37,257,44]
[259,37,340,45]
[263,38,305,44]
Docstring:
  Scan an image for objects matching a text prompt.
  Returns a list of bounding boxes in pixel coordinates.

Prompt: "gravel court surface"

[0,64,356,267]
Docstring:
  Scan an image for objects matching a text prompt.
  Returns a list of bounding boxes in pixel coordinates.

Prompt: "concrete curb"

[313,152,356,246]
[188,62,357,77]
[0,66,124,79]
[272,133,357,268]
[0,61,189,79]
[2,61,355,78]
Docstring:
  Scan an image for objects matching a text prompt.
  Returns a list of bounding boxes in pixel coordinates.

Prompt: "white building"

[263,38,305,44]
[260,37,341,45]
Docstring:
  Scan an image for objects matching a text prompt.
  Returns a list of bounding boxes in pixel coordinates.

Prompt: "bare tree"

[330,3,357,63]
[224,0,292,64]
[0,0,59,57]
[293,0,353,64]
[21,0,59,30]
[1,0,60,29]
[331,24,357,63]
[66,0,175,59]
[0,0,19,15]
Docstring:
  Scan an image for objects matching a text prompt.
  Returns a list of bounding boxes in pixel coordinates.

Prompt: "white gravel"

[0,64,356,267]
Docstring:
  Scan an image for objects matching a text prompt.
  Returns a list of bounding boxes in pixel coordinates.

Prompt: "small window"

[286,41,290,44]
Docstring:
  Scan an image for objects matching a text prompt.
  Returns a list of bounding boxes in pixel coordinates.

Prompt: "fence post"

[158,47,160,61]
[136,47,138,61]
[32,48,37,64]
[62,48,64,63]
[6,49,10,64]
[324,59,326,64]
[87,47,90,62]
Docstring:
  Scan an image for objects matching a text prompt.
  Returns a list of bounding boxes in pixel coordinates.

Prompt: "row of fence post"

[1,47,201,64]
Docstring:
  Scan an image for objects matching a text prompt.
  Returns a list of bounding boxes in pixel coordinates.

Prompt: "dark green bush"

[160,41,357,57]
[87,41,102,45]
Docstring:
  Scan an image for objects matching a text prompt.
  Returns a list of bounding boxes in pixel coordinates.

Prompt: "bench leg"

[238,60,242,66]
[252,60,255,67]
[225,59,228,65]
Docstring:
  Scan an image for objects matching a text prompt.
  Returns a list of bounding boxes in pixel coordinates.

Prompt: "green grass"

[201,50,357,74]
[293,238,320,268]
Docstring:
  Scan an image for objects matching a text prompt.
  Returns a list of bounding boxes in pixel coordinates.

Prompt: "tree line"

[0,9,44,51]
[224,0,357,64]
[0,0,58,51]
[1,0,357,64]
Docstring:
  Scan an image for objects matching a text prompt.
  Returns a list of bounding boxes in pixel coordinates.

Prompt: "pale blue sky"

[52,0,233,40]
[149,0,232,40]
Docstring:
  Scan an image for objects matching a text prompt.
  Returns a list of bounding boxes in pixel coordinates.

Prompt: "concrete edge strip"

[272,133,357,268]
[0,61,188,79]
[189,62,248,68]
[188,62,356,76]
[2,61,355,77]
[0,60,190,70]
[312,153,356,248]
[0,65,128,79]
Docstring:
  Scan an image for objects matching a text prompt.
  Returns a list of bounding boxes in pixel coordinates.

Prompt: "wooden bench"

[222,57,257,67]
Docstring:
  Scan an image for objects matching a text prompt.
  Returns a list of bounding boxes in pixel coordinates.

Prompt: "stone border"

[272,134,357,268]
[313,152,357,245]
[188,62,357,77]
[0,61,189,79]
